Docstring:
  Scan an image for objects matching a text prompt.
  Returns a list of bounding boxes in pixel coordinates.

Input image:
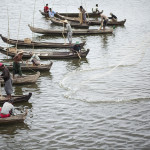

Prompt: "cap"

[17,50,24,55]
[76,41,80,44]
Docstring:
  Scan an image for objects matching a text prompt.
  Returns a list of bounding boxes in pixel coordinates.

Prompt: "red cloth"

[0,107,10,118]
[44,6,49,12]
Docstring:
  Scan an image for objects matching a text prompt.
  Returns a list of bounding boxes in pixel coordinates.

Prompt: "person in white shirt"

[48,8,56,18]
[63,20,72,44]
[0,99,14,118]
[27,52,41,66]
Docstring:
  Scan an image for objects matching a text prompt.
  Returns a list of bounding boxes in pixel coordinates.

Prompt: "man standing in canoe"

[0,63,13,99]
[13,51,24,78]
[0,99,14,118]
[63,20,72,45]
[99,12,108,30]
[79,6,87,24]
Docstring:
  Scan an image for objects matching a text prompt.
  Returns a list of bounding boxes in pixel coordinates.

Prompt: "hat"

[0,62,3,67]
[17,50,24,55]
[63,20,68,24]
[8,99,14,103]
[76,41,80,44]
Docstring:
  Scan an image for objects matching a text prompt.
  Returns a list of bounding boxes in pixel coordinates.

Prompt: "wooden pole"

[16,12,22,49]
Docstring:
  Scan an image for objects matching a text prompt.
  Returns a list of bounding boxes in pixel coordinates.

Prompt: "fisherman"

[13,51,24,78]
[109,13,117,22]
[92,4,99,13]
[48,8,56,18]
[99,12,108,30]
[63,20,72,45]
[27,52,41,66]
[79,6,87,24]
[0,63,13,99]
[44,4,49,13]
[71,41,81,59]
[0,99,14,118]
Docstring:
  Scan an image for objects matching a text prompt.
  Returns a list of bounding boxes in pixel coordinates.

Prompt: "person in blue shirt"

[48,8,56,18]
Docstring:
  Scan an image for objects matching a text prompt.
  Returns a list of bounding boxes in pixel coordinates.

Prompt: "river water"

[0,0,150,149]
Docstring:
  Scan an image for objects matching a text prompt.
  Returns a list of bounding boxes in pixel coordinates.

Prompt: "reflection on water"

[0,123,29,135]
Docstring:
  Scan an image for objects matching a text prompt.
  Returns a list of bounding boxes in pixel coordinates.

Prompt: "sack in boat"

[24,38,31,43]
[9,47,17,53]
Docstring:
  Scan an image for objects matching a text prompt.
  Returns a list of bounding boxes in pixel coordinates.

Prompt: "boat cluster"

[0,6,126,124]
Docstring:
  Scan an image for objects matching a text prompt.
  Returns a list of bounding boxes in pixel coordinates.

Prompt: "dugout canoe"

[0,34,85,48]
[0,71,40,85]
[50,17,89,29]
[0,110,28,124]
[0,93,32,104]
[39,10,99,18]
[28,24,113,35]
[0,46,90,59]
[3,61,53,72]
[56,13,126,26]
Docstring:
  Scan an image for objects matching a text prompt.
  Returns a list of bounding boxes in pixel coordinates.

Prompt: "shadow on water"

[0,122,29,135]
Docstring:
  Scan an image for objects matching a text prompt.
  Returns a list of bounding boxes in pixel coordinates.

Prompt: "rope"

[16,12,22,49]
[7,7,10,59]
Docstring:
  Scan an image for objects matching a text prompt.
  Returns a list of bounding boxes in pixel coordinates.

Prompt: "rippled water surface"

[0,0,150,149]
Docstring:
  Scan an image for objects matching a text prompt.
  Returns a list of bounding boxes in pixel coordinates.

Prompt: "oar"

[76,51,81,59]
[62,23,66,44]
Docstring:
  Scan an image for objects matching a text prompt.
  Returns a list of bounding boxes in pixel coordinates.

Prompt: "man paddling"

[0,63,13,99]
[71,41,81,59]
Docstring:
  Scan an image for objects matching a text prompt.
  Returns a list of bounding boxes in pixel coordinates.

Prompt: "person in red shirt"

[44,4,49,13]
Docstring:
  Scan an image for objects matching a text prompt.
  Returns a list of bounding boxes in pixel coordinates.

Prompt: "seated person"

[0,99,14,118]
[44,4,49,13]
[48,8,56,18]
[92,4,99,13]
[108,13,117,22]
[27,52,41,66]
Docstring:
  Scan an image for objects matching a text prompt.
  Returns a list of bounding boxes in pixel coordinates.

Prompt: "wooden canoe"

[50,17,89,29]
[0,46,90,59]
[28,24,113,35]
[0,93,32,104]
[39,10,99,18]
[0,71,40,85]
[56,13,126,26]
[0,34,85,48]
[3,61,53,72]
[0,110,28,124]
